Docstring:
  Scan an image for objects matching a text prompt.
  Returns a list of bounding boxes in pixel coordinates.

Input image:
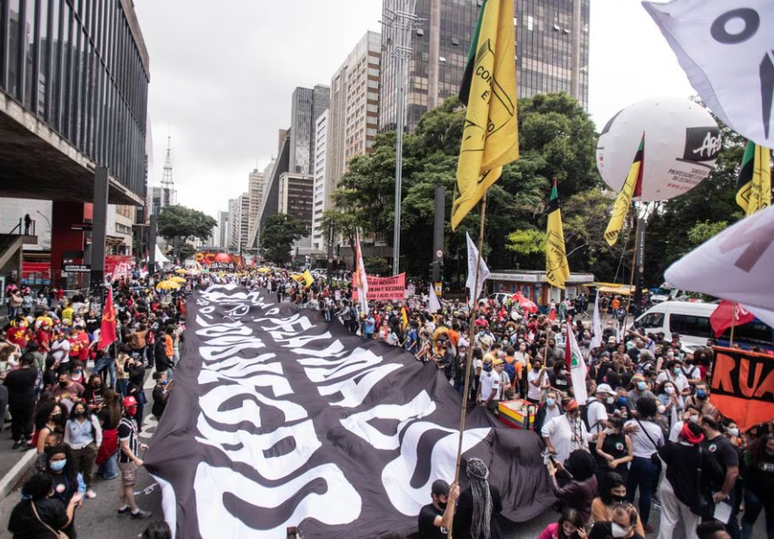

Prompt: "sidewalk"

[0,425,37,499]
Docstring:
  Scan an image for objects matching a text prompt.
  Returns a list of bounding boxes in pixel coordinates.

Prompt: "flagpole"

[729,306,736,347]
[622,203,640,333]
[450,195,487,539]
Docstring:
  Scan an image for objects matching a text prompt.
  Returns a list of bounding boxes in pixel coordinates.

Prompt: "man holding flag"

[98,287,117,351]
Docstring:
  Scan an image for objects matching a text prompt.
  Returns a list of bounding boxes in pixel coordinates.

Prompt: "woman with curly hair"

[591,472,645,537]
[33,401,67,454]
[547,449,599,524]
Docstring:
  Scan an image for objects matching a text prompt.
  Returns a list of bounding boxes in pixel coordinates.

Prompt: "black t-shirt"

[3,368,38,406]
[8,498,68,539]
[418,503,447,539]
[452,485,502,539]
[705,435,739,475]
[152,386,168,418]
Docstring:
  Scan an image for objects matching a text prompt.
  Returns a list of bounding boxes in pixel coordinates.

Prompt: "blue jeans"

[743,488,774,539]
[94,356,116,388]
[98,454,118,480]
[627,456,659,525]
[116,379,129,398]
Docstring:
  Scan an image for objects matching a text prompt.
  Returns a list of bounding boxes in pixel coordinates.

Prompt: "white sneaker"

[85,490,96,499]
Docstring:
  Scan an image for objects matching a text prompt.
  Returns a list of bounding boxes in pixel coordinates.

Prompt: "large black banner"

[144,285,554,539]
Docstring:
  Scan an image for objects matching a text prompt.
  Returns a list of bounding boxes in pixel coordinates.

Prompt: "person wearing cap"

[587,384,616,453]
[418,479,460,538]
[542,399,589,465]
[117,395,152,519]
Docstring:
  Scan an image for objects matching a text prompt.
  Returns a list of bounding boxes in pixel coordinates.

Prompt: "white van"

[632,301,717,349]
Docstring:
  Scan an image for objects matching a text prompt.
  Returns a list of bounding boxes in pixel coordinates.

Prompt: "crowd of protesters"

[242,269,773,539]
[2,272,187,538]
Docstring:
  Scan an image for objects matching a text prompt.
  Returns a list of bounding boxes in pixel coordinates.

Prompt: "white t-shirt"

[656,371,690,393]
[625,419,664,458]
[478,370,501,403]
[498,371,511,400]
[527,369,544,401]
[51,339,71,364]
[586,399,609,436]
[541,415,589,464]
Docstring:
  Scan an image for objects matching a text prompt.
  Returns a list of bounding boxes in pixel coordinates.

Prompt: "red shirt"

[35,329,51,352]
[68,331,90,361]
[5,325,27,347]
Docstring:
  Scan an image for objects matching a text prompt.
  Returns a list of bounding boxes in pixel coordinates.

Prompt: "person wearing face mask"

[741,434,774,539]
[53,372,84,413]
[8,473,83,539]
[592,473,645,537]
[656,360,690,395]
[657,422,724,539]
[82,374,105,414]
[44,445,86,539]
[477,357,501,412]
[588,502,644,539]
[417,479,460,538]
[669,405,703,443]
[549,360,571,394]
[535,390,564,435]
[538,507,587,539]
[595,418,634,485]
[701,417,741,538]
[724,422,742,449]
[542,400,589,465]
[63,402,101,499]
[587,384,616,454]
[625,375,655,411]
[33,401,67,455]
[116,396,152,519]
[546,449,599,523]
[656,381,684,431]
[685,382,720,421]
[527,360,550,404]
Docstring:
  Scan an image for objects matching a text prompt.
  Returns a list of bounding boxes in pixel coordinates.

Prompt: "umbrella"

[258,267,271,273]
[156,280,181,290]
[214,253,232,264]
[175,269,187,275]
[170,276,186,284]
[511,292,538,313]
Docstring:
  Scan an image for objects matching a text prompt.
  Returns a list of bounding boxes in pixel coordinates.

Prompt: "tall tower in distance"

[151,135,178,216]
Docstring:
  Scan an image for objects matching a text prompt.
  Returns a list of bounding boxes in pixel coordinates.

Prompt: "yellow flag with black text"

[451,0,519,230]
[546,179,570,289]
[301,270,314,289]
[736,141,771,216]
[605,134,644,247]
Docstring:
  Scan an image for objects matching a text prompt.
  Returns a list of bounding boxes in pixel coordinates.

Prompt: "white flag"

[665,205,774,324]
[590,293,603,350]
[466,232,491,307]
[354,230,369,316]
[566,324,588,405]
[428,283,442,314]
[643,0,774,148]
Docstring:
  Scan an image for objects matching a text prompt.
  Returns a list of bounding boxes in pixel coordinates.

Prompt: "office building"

[379,0,589,132]
[327,31,381,207]
[246,169,265,246]
[289,85,330,175]
[278,172,314,250]
[218,211,229,248]
[311,110,328,251]
[0,0,150,285]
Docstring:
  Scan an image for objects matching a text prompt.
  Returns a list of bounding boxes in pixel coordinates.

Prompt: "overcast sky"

[133,0,693,218]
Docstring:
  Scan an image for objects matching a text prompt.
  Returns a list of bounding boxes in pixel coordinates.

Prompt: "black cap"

[431,479,450,497]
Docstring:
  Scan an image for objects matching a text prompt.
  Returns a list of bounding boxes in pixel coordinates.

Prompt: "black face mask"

[612,494,627,503]
[437,501,447,511]
[51,414,61,422]
[59,381,68,388]
[72,410,85,418]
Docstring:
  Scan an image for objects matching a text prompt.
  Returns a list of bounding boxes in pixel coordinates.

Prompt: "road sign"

[435,249,443,259]
[64,264,91,273]
[71,223,93,231]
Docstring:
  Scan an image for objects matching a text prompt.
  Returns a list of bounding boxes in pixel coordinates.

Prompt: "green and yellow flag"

[736,141,771,216]
[451,0,519,230]
[546,179,570,289]
[605,134,644,247]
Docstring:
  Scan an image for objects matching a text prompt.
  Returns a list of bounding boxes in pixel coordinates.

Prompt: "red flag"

[549,307,556,321]
[710,300,756,338]
[98,287,118,350]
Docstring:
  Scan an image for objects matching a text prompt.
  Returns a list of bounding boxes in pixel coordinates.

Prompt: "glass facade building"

[0,0,150,199]
[380,0,590,132]
[289,84,330,175]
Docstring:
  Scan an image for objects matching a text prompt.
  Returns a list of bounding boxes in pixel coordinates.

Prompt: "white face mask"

[657,405,666,414]
[664,386,675,395]
[611,523,630,538]
[606,396,615,404]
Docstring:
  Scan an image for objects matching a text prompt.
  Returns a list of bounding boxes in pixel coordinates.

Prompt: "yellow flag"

[605,135,644,247]
[301,270,314,289]
[546,179,570,289]
[401,306,409,331]
[451,0,519,230]
[736,142,772,216]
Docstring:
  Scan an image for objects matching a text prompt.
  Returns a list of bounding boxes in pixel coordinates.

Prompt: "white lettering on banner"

[199,371,307,422]
[199,338,267,361]
[318,364,403,408]
[382,422,491,516]
[194,462,362,539]
[291,340,346,361]
[195,416,322,480]
[199,368,293,398]
[340,391,437,450]
[203,354,280,378]
[300,348,384,383]
[196,323,253,338]
[197,384,264,427]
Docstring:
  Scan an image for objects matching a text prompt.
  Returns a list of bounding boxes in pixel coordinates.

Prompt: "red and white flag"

[353,230,369,316]
[665,206,774,329]
[710,300,757,337]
